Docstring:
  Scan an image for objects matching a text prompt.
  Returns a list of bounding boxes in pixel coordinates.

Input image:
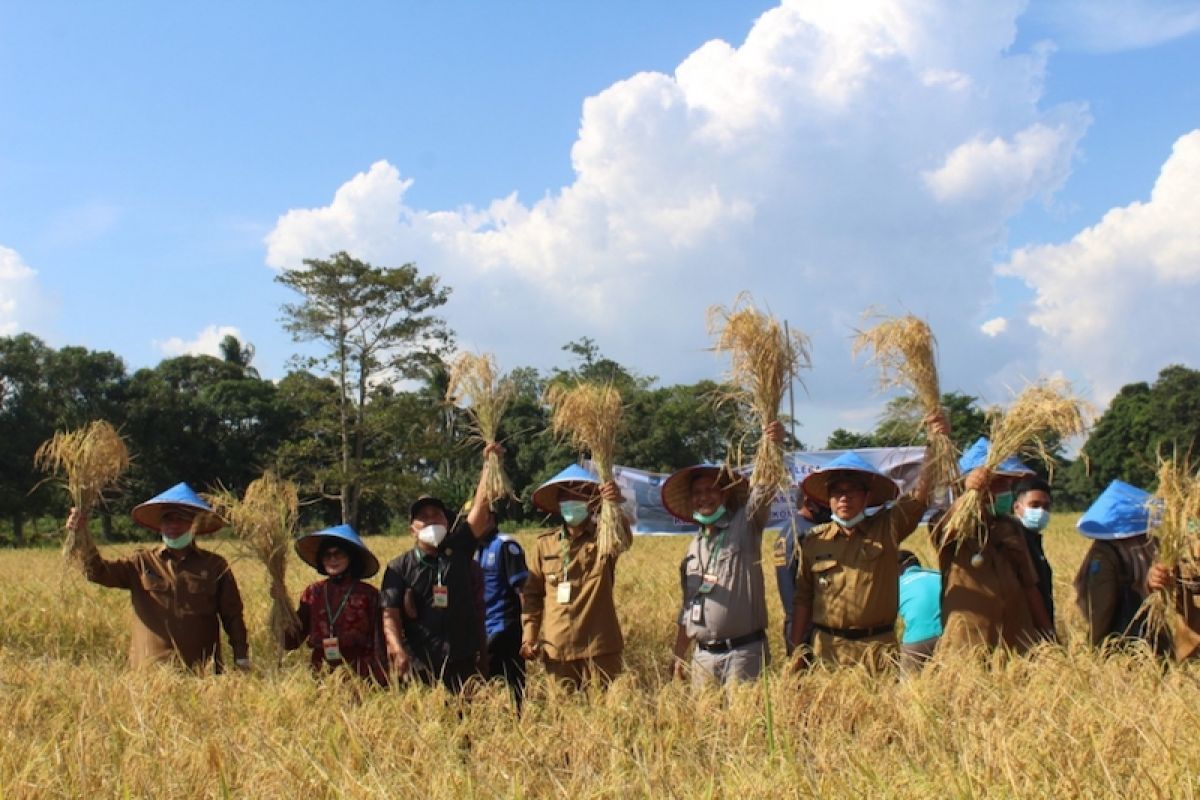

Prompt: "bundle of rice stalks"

[940,378,1089,549]
[34,421,130,561]
[853,312,957,496]
[707,294,810,494]
[206,473,302,650]
[1140,456,1200,648]
[445,352,516,504]
[545,381,631,556]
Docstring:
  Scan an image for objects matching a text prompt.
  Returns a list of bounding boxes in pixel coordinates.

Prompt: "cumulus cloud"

[1028,0,1200,52]
[266,0,1088,443]
[981,317,1008,337]
[0,246,48,336]
[155,325,245,358]
[999,129,1200,400]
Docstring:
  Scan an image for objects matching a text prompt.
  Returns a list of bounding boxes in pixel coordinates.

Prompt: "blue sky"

[2,1,1199,446]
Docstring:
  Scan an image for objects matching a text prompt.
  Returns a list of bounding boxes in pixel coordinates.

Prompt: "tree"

[219,334,259,378]
[276,252,452,526]
[0,335,57,543]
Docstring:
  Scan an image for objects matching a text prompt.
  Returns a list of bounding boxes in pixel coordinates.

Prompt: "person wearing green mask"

[65,482,250,673]
[934,438,1052,653]
[521,464,629,690]
[665,421,785,687]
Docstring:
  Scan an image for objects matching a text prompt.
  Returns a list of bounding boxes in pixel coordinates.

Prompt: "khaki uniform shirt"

[522,524,624,662]
[795,495,926,666]
[83,544,249,671]
[1073,538,1155,648]
[1171,546,1200,661]
[935,513,1041,652]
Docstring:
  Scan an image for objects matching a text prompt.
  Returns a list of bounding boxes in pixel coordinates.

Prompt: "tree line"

[2,252,1198,544]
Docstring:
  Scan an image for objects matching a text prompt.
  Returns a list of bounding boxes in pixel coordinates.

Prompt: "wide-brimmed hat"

[660,464,749,523]
[295,524,380,578]
[1077,480,1156,541]
[958,436,1035,477]
[531,464,600,514]
[801,451,899,507]
[131,482,224,534]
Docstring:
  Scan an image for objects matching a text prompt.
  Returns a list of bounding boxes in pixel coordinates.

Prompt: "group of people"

[64,417,1200,699]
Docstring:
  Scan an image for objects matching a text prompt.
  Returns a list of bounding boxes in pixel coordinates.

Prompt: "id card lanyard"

[557,529,573,604]
[322,583,353,662]
[690,528,726,625]
[418,551,449,608]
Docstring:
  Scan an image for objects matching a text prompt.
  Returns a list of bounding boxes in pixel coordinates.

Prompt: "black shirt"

[380,522,480,667]
[1019,523,1055,626]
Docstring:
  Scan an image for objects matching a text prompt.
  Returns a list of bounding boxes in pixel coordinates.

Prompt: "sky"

[2,0,1199,448]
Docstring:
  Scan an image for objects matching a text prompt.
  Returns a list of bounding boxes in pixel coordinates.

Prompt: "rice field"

[1,515,1198,798]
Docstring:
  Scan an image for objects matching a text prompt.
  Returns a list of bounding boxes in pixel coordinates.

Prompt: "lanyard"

[699,528,727,576]
[418,551,446,585]
[323,582,354,634]
[559,529,573,582]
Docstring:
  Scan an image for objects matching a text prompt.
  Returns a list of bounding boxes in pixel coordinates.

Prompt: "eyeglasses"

[827,486,866,499]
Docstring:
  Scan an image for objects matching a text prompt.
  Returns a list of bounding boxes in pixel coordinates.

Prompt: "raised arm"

[910,410,951,506]
[466,442,505,538]
[67,508,139,589]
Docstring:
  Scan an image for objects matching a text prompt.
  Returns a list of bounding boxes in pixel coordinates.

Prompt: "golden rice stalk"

[941,378,1089,549]
[707,293,810,494]
[445,352,516,504]
[206,473,302,651]
[1139,456,1200,651]
[853,312,958,495]
[545,381,631,555]
[34,421,131,562]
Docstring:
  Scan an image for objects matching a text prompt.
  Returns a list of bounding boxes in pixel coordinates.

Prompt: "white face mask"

[417,523,448,548]
[832,511,866,529]
[162,531,194,550]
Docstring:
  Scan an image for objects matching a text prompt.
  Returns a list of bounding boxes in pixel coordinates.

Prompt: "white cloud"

[981,317,1008,337]
[155,325,245,358]
[1028,0,1200,52]
[999,129,1200,400]
[265,0,1088,445]
[0,246,48,336]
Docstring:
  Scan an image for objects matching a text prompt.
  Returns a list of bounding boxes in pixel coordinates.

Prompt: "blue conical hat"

[131,482,224,534]
[958,436,1034,477]
[1077,480,1157,540]
[531,463,600,514]
[801,451,899,506]
[295,524,380,578]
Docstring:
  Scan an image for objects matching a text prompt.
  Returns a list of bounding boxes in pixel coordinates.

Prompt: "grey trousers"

[691,639,768,688]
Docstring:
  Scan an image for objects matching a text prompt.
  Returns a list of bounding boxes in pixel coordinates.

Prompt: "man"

[897,550,941,673]
[380,458,495,691]
[790,410,948,670]
[1146,533,1200,662]
[935,441,1054,653]
[774,490,831,655]
[1012,475,1056,630]
[667,422,783,687]
[521,464,628,690]
[66,482,250,673]
[1074,480,1164,653]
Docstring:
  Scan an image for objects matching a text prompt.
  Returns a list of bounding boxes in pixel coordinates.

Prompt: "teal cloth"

[898,566,942,644]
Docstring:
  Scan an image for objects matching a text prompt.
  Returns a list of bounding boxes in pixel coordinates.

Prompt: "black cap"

[409,495,450,521]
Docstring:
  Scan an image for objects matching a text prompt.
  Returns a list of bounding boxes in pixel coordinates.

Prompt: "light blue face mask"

[162,531,194,550]
[560,500,590,526]
[692,505,727,526]
[832,511,866,529]
[1021,507,1051,532]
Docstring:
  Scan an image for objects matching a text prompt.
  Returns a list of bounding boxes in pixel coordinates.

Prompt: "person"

[934,438,1053,653]
[1146,529,1200,663]
[468,447,530,709]
[774,490,831,655]
[790,410,948,670]
[286,523,387,684]
[65,482,250,672]
[897,550,942,673]
[1012,474,1056,631]
[1073,480,1165,653]
[667,421,784,687]
[521,464,629,690]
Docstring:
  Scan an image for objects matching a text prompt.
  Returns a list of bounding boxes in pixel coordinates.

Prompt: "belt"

[812,622,894,640]
[697,629,766,653]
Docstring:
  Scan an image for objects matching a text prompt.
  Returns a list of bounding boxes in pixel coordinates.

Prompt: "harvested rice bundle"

[207,473,303,650]
[708,293,810,495]
[545,381,631,556]
[1141,456,1200,645]
[853,312,957,495]
[445,352,516,504]
[34,420,130,561]
[941,378,1089,548]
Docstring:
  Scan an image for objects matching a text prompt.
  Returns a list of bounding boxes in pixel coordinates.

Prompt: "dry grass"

[853,312,957,497]
[942,378,1090,549]
[3,516,1200,797]
[445,352,516,504]
[708,294,811,497]
[545,381,631,556]
[33,420,131,562]
[1141,456,1200,647]
[205,473,303,656]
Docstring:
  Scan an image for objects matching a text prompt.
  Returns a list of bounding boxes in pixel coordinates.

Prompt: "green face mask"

[162,531,194,550]
[692,505,727,526]
[991,492,1015,516]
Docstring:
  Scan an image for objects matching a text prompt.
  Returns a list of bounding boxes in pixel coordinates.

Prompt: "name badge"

[690,599,704,624]
[698,573,719,594]
[432,584,449,608]
[557,581,572,604]
[322,637,342,662]
[773,538,787,567]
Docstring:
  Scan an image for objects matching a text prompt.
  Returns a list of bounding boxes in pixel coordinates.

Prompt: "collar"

[158,544,197,560]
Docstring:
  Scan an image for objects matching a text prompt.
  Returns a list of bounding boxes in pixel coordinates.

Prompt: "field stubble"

[0,516,1198,798]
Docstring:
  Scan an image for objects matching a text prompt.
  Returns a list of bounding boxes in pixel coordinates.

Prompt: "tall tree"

[219,334,259,378]
[276,252,452,526]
